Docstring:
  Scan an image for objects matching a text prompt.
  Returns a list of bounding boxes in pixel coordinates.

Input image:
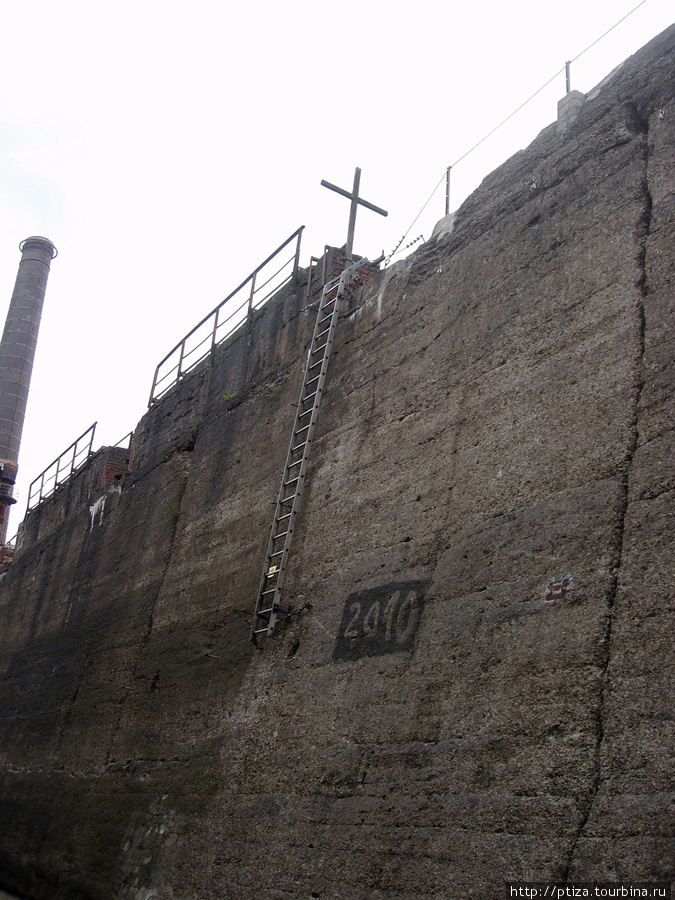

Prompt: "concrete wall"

[0,26,673,900]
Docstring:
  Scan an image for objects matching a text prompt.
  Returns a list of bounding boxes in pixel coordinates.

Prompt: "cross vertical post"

[345,167,361,262]
[321,167,388,263]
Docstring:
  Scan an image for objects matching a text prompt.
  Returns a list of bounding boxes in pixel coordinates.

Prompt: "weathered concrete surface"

[0,26,674,900]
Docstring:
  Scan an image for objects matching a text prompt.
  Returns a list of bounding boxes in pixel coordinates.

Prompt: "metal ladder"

[251,256,371,642]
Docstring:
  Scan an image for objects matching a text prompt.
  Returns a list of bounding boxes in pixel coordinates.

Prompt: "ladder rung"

[277,511,292,521]
[287,458,303,469]
[308,360,323,371]
[297,407,312,419]
[306,374,320,387]
[256,606,277,617]
[261,588,276,596]
[319,312,333,325]
[284,476,300,487]
[273,530,289,541]
[254,626,272,635]
[268,550,284,559]
[290,441,306,453]
[280,494,296,504]
[302,391,318,405]
[295,424,310,436]
[311,342,328,355]
[316,327,330,340]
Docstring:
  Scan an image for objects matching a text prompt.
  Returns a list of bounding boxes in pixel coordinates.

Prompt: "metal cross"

[321,167,388,262]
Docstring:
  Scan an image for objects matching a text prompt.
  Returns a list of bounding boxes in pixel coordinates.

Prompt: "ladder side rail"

[251,258,370,641]
[258,274,345,636]
[251,279,340,635]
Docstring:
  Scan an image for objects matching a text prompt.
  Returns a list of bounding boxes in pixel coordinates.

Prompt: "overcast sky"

[0,0,672,536]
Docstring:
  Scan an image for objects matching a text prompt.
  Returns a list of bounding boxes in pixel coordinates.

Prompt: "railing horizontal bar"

[181,332,213,362]
[214,296,250,332]
[153,228,304,372]
[214,316,247,343]
[150,228,304,405]
[154,362,181,389]
[250,253,294,298]
[248,226,303,280]
[113,432,133,450]
[251,274,292,312]
[176,350,210,379]
[153,383,174,402]
[27,423,97,510]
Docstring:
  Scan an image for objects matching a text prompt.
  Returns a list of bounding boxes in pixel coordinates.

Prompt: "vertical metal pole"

[149,365,160,406]
[322,246,329,289]
[445,166,452,216]
[177,340,186,380]
[345,167,361,263]
[565,61,571,94]
[248,272,257,317]
[292,226,304,284]
[211,308,220,350]
[306,258,315,300]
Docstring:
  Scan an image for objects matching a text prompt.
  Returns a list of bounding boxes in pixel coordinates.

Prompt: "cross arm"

[321,179,352,200]
[320,179,388,217]
[356,196,388,217]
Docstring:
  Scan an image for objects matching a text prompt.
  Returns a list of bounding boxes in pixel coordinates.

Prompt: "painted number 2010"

[334,580,428,660]
[343,590,418,643]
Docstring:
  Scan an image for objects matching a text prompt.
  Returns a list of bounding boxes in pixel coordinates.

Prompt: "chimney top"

[18,236,57,259]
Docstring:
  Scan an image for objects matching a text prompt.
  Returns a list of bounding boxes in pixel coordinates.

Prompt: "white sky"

[0,0,672,536]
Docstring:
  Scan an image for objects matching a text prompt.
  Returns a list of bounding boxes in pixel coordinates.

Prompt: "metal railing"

[148,226,304,406]
[113,431,134,451]
[306,246,331,300]
[27,423,97,511]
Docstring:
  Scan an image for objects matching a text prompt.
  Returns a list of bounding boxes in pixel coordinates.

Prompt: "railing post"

[149,365,160,407]
[211,308,220,351]
[322,246,329,290]
[247,272,257,328]
[87,423,97,461]
[293,226,304,285]
[177,341,186,380]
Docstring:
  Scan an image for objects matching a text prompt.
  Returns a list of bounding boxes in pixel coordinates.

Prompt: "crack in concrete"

[562,118,652,881]
[103,451,194,769]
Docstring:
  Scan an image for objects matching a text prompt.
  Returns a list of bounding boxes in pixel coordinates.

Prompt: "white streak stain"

[89,495,107,531]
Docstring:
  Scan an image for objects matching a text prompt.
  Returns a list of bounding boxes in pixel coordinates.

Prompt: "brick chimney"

[0,236,57,544]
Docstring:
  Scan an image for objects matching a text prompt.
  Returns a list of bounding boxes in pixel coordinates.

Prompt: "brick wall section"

[103,446,131,488]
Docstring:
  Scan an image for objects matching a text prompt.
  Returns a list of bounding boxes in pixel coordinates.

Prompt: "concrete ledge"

[558,89,586,131]
[431,212,456,241]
